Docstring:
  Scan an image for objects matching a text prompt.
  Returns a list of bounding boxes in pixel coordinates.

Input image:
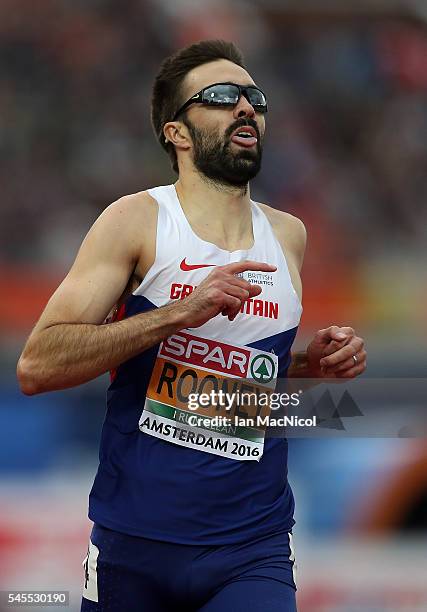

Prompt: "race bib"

[139,331,278,461]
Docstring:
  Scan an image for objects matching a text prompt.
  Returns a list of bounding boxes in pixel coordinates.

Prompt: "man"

[17,40,366,611]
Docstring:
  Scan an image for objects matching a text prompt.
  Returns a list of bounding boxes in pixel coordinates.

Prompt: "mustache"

[224,118,261,142]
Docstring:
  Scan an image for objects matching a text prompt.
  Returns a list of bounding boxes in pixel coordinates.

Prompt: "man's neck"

[174,169,253,251]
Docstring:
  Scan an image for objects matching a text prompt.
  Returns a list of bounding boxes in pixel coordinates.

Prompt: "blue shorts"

[81,524,297,612]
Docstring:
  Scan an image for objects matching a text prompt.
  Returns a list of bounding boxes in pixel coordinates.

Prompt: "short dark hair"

[151,40,246,173]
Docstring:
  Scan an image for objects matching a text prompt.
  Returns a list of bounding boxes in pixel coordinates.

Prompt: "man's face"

[178,60,266,187]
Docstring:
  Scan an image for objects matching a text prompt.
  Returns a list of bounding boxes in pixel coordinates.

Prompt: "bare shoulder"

[258,203,306,243]
[99,190,159,279]
[257,203,306,270]
[94,189,157,247]
[101,190,158,231]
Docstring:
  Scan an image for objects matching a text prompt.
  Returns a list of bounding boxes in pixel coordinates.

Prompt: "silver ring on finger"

[352,354,358,365]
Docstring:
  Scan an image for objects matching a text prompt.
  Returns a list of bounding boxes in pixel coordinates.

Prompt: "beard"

[182,116,263,188]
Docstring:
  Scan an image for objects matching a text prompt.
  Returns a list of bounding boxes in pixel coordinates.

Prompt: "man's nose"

[233,94,256,119]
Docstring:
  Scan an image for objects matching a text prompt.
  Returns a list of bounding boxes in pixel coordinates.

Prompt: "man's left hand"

[307,325,367,379]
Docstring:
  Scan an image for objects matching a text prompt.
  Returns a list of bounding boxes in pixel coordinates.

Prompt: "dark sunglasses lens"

[247,87,267,110]
[202,84,239,105]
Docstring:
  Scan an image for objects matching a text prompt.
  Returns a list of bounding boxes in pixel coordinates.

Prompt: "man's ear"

[163,122,191,150]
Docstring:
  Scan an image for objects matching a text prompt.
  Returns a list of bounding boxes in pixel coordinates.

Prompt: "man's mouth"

[230,125,258,148]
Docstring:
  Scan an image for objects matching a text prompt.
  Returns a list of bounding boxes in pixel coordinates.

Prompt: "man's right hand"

[174,260,277,328]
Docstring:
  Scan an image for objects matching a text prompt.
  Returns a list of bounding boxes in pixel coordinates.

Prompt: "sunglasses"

[173,82,268,120]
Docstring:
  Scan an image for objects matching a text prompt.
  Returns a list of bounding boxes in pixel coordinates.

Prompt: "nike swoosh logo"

[180,258,216,272]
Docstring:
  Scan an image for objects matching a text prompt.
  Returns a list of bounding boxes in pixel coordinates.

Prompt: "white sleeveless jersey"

[136,183,302,343]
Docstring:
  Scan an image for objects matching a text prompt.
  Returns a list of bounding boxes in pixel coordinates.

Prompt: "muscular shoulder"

[95,189,156,250]
[80,190,158,292]
[258,203,306,271]
[100,190,158,236]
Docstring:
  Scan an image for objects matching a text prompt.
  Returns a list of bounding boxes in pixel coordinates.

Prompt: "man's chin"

[194,147,262,186]
[233,155,262,177]
[221,164,262,187]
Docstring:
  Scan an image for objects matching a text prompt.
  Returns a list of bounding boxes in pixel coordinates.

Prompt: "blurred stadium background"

[0,0,426,610]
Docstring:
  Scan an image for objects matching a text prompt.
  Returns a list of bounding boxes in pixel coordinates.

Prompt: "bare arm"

[266,212,316,379]
[17,193,274,394]
[18,304,194,395]
[271,213,367,381]
[16,194,170,393]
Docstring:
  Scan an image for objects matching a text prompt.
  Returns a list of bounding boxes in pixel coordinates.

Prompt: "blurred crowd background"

[0,1,426,610]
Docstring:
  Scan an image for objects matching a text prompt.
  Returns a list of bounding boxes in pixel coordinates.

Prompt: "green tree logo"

[250,355,276,384]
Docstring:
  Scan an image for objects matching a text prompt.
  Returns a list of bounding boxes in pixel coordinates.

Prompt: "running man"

[17,40,366,612]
